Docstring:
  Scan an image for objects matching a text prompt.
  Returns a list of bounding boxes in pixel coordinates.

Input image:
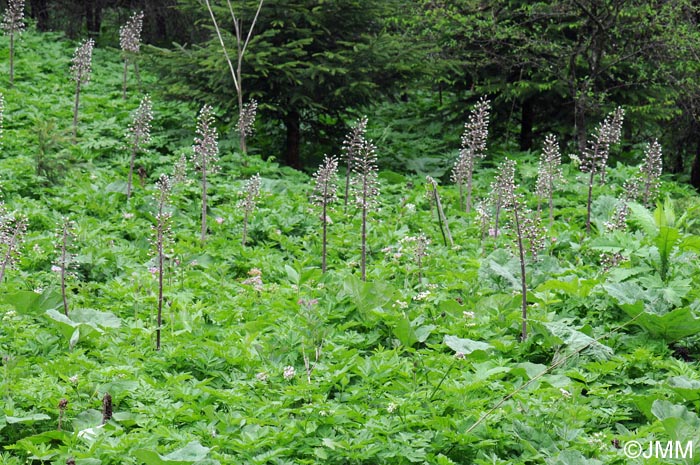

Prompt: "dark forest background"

[6,0,700,187]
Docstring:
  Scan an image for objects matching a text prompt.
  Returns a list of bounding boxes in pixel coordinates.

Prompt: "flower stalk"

[238,174,261,246]
[192,105,219,246]
[580,107,624,234]
[311,156,339,272]
[2,0,25,86]
[451,97,490,213]
[494,159,544,341]
[119,11,144,99]
[426,176,453,247]
[70,39,95,141]
[0,204,26,283]
[126,95,153,200]
[535,134,564,229]
[349,121,379,281]
[55,218,76,317]
[152,174,172,350]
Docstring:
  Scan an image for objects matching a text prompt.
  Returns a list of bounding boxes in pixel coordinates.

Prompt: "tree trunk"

[284,110,302,169]
[30,0,49,32]
[690,142,700,192]
[85,1,103,39]
[519,97,534,152]
[574,96,587,154]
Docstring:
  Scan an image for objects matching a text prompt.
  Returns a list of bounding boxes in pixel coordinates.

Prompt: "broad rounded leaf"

[443,335,492,355]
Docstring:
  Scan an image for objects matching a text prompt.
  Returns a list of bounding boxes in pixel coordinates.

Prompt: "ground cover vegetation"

[2,2,700,464]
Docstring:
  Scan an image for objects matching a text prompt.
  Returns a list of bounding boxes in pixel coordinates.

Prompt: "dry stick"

[204,0,263,154]
[303,342,323,383]
[427,177,453,247]
[226,0,264,148]
[462,312,644,437]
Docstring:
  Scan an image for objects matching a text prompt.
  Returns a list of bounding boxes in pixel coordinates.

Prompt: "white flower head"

[283,365,296,380]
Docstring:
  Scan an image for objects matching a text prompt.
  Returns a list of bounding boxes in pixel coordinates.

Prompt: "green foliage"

[1,27,700,465]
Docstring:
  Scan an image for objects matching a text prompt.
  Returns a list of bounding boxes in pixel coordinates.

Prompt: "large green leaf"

[443,335,492,355]
[5,413,51,424]
[0,412,51,432]
[651,400,700,447]
[45,308,121,347]
[604,282,645,305]
[628,202,658,237]
[393,316,435,347]
[134,441,211,465]
[342,276,395,322]
[543,321,613,360]
[534,278,594,298]
[668,376,700,402]
[545,450,603,465]
[620,303,700,341]
[0,289,62,315]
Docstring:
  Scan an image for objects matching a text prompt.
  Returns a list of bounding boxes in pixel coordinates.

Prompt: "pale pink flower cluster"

[242,268,263,291]
[311,156,339,212]
[283,365,296,380]
[70,39,95,85]
[236,100,258,137]
[119,11,144,54]
[192,105,219,174]
[1,0,25,35]
[452,97,491,185]
[127,95,153,149]
[238,174,262,215]
[580,107,624,178]
[342,117,379,211]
